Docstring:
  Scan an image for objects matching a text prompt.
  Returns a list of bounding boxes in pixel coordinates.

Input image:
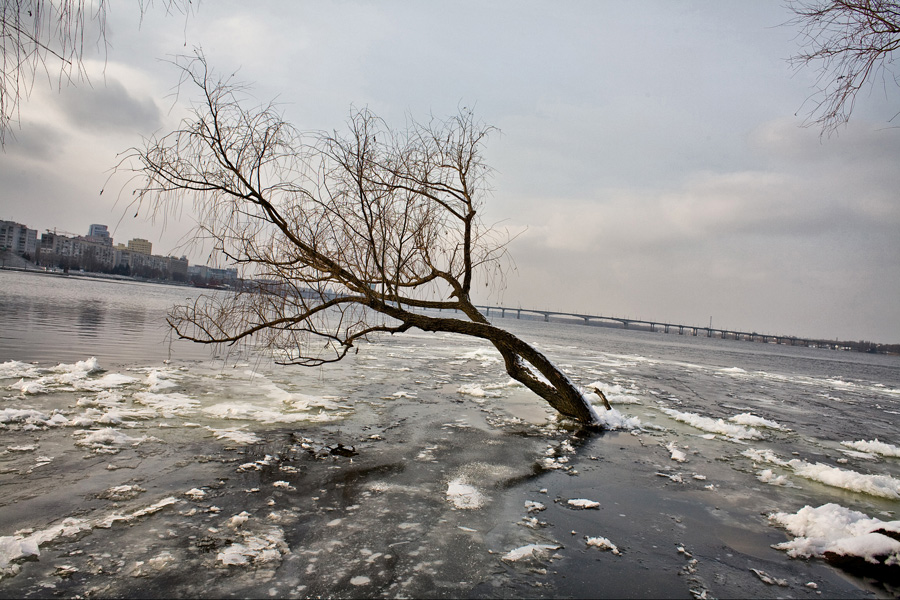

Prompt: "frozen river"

[1,270,899,598]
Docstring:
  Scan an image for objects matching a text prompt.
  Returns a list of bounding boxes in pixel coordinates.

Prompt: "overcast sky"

[1,1,898,343]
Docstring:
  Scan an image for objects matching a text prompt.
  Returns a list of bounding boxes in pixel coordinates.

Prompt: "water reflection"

[0,271,212,366]
[119,308,147,329]
[77,301,104,337]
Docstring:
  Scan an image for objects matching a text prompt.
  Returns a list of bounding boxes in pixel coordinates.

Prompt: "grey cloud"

[2,121,67,161]
[58,78,161,134]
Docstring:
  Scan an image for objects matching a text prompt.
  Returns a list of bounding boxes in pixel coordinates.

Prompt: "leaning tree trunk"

[377,303,600,425]
[488,329,599,424]
[457,302,599,424]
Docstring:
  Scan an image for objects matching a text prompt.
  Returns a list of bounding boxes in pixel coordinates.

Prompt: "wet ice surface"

[0,313,899,597]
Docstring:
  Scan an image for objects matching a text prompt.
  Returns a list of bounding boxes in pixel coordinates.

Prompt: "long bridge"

[466,305,838,349]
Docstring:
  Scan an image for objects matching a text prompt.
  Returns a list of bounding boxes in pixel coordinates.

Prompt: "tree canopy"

[122,55,601,425]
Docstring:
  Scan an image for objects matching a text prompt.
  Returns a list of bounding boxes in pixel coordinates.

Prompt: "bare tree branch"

[788,0,900,133]
[118,52,601,425]
[0,0,194,145]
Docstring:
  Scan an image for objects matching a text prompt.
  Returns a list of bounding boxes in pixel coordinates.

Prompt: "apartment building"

[0,220,38,257]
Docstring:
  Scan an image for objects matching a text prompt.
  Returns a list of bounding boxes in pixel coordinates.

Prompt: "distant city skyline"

[4,212,896,346]
[6,219,153,252]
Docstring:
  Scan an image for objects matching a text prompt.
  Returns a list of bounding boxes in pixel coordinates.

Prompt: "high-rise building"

[127,238,152,255]
[87,224,112,246]
[0,220,38,256]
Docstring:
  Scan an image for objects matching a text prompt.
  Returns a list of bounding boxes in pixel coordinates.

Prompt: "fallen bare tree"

[120,54,601,425]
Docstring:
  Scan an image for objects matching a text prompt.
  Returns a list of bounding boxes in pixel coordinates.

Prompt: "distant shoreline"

[2,264,897,353]
[0,265,194,288]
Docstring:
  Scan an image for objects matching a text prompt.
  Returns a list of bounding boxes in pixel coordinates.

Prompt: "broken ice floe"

[585,536,621,555]
[134,391,200,418]
[457,384,502,399]
[743,448,900,499]
[770,503,900,570]
[790,462,900,499]
[567,498,600,509]
[6,445,36,452]
[656,472,684,484]
[757,469,793,487]
[729,413,786,430]
[98,484,145,501]
[666,442,688,463]
[590,405,642,430]
[741,448,784,464]
[145,369,180,391]
[227,512,251,528]
[216,527,288,567]
[236,455,278,472]
[202,401,344,424]
[520,516,547,529]
[0,496,177,577]
[841,439,900,458]
[661,408,761,440]
[750,568,788,586]
[460,347,502,366]
[501,543,561,562]
[0,408,67,428]
[206,426,261,445]
[585,380,643,405]
[2,358,134,396]
[73,428,157,453]
[446,478,485,509]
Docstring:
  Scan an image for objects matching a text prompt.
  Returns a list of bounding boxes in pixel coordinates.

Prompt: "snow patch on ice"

[206,426,261,445]
[133,392,200,417]
[787,460,900,499]
[73,428,156,452]
[662,408,761,440]
[729,413,786,430]
[842,439,900,458]
[585,536,621,555]
[460,348,502,365]
[586,381,643,404]
[757,469,793,486]
[0,496,177,576]
[742,448,788,466]
[501,543,561,562]
[744,448,900,498]
[202,401,343,424]
[457,384,501,399]
[770,503,900,565]
[587,403,641,430]
[446,478,485,509]
[216,527,287,566]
